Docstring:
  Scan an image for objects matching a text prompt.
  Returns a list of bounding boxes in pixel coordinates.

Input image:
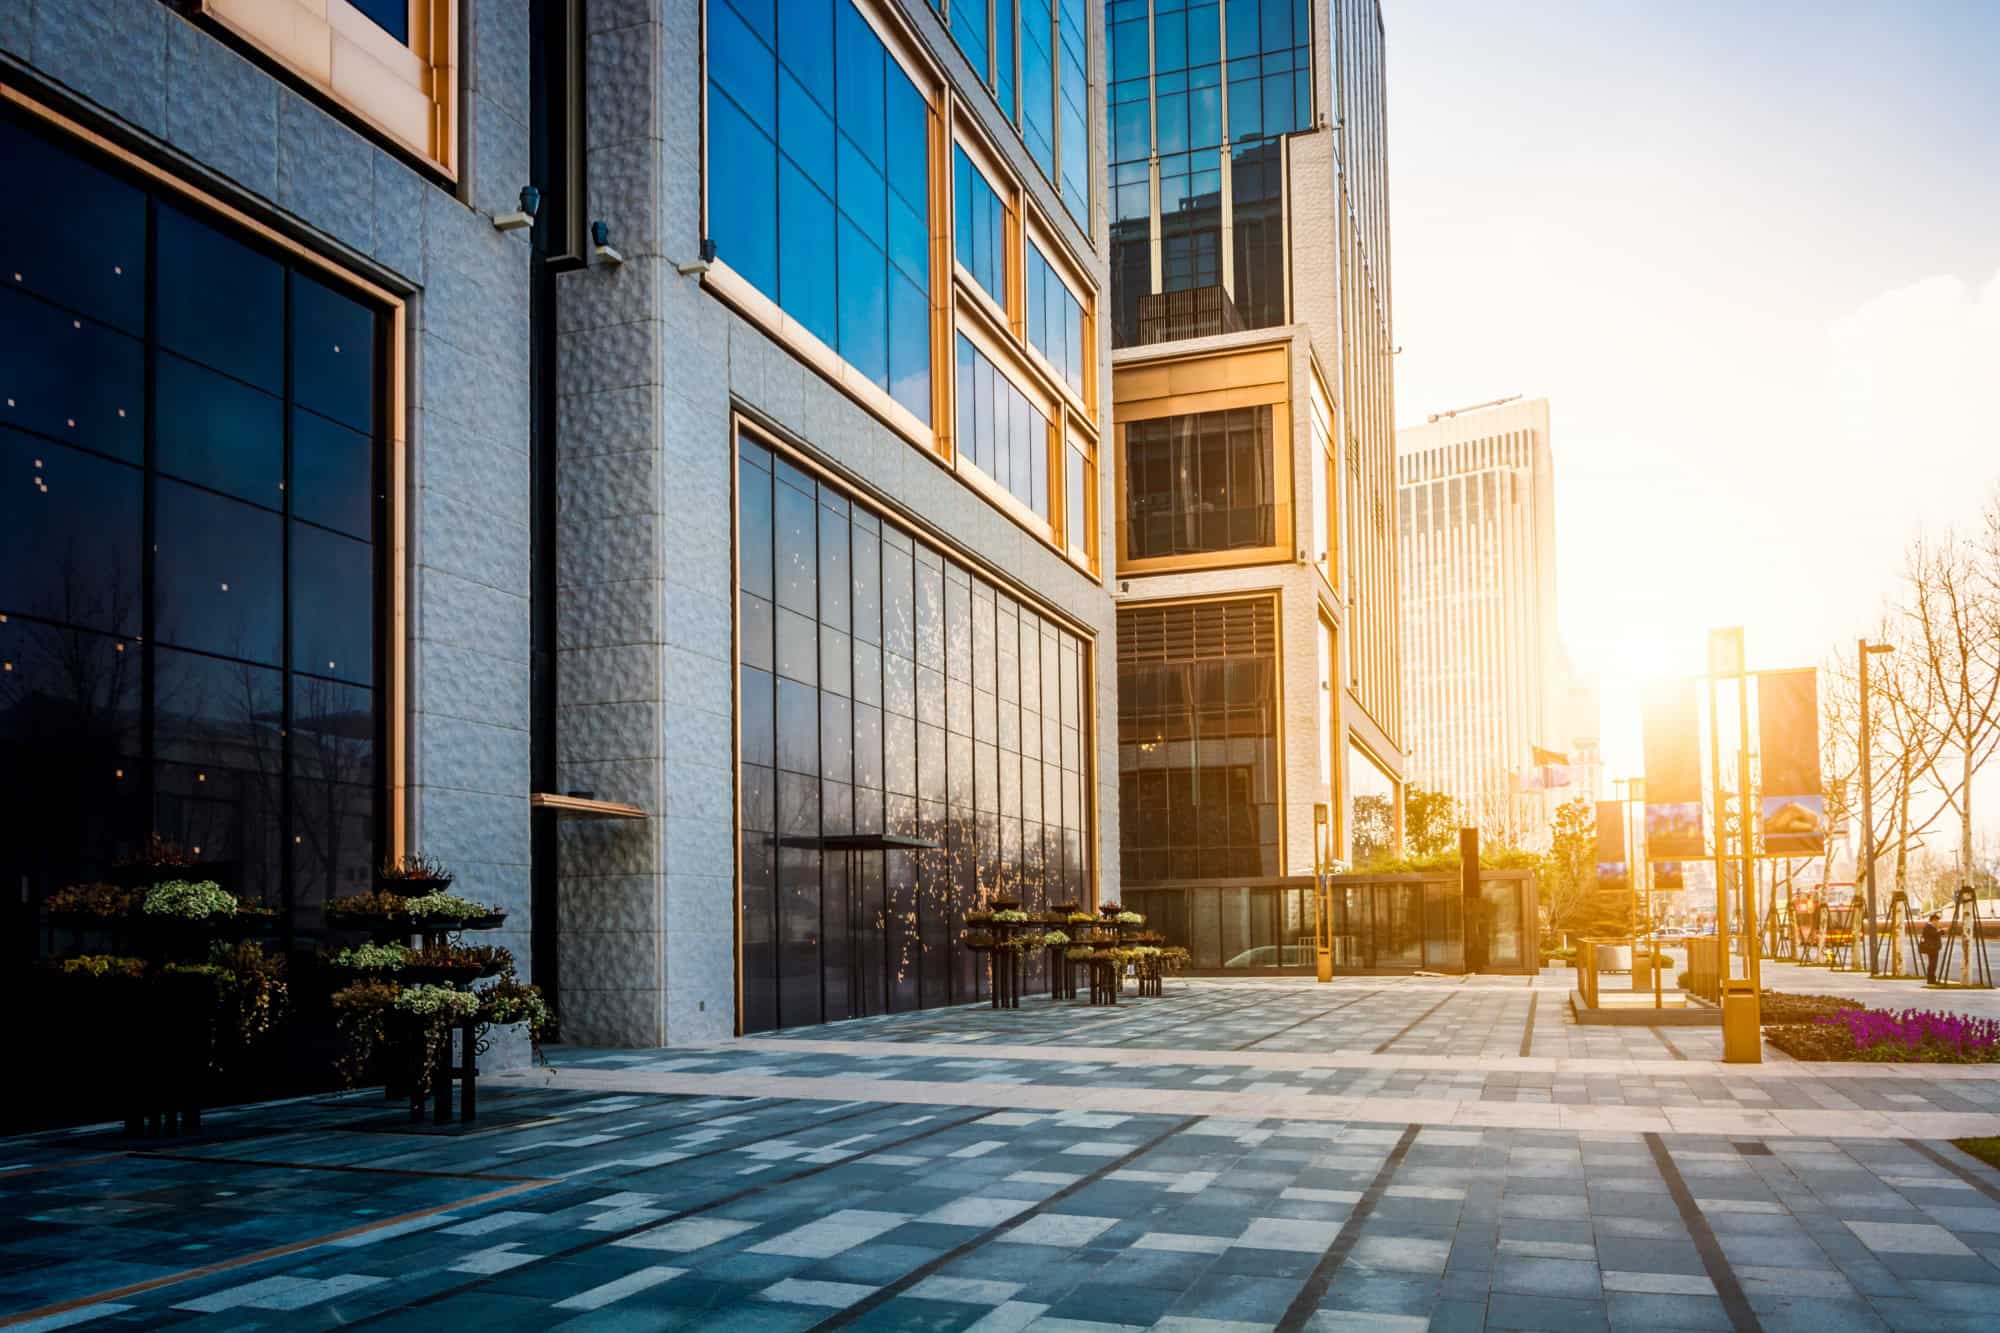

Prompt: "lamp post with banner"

[1710,628,1763,1061]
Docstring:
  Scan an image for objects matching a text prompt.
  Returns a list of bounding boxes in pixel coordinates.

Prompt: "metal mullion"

[280,266,295,951]
[139,194,158,859]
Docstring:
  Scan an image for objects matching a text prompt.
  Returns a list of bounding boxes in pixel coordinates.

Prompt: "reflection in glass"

[704,0,929,423]
[1124,406,1275,558]
[155,479,283,666]
[0,112,384,946]
[738,434,1090,1031]
[0,287,145,462]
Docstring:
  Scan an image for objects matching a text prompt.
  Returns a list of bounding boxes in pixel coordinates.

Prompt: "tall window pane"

[1124,405,1276,558]
[705,0,930,423]
[0,109,385,946]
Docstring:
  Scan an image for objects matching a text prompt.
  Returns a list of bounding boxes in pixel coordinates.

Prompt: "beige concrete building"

[1397,398,1582,844]
[1107,0,1404,929]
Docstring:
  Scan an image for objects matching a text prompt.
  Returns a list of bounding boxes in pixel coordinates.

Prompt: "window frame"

[197,0,460,181]
[701,0,946,454]
[0,83,412,864]
[1111,341,1295,576]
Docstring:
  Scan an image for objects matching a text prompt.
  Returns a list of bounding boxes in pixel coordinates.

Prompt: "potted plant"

[376,853,454,898]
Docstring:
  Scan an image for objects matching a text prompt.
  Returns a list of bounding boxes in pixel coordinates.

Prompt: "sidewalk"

[4,976,2000,1331]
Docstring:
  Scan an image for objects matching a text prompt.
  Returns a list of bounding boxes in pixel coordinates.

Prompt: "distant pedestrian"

[1921,913,1943,984]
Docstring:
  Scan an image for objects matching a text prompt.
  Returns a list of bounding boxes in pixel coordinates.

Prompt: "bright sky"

[1386,0,2000,844]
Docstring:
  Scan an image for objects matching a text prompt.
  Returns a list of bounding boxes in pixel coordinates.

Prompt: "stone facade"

[555,0,1119,1045]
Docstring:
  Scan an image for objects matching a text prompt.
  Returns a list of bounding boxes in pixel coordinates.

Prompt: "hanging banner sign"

[1640,680,1704,856]
[1595,800,1630,895]
[1642,679,1705,858]
[1758,667,1825,856]
[1653,861,1686,892]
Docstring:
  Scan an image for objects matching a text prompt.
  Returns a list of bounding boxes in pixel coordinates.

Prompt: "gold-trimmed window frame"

[1112,342,1297,577]
[0,83,414,857]
[198,0,459,180]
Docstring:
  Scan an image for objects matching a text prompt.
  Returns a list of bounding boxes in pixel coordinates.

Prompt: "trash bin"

[1594,943,1632,974]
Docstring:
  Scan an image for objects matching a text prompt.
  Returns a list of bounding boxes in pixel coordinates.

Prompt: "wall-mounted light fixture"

[591,219,624,266]
[675,237,717,276]
[493,186,541,232]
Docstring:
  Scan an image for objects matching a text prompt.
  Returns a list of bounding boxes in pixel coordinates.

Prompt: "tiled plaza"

[8,976,2000,1331]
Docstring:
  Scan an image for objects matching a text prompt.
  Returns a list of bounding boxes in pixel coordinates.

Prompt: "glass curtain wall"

[937,0,1090,229]
[1123,405,1275,558]
[0,110,384,945]
[1108,0,1313,347]
[738,435,1090,1033]
[1348,739,1395,866]
[1025,241,1085,399]
[706,0,931,423]
[1117,597,1279,884]
[954,336,1051,520]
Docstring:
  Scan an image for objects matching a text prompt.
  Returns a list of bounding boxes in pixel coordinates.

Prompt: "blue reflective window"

[0,428,142,634]
[953,146,1006,307]
[0,116,145,333]
[951,0,990,86]
[0,286,144,463]
[955,334,1048,520]
[779,160,838,350]
[0,106,385,935]
[1020,0,1056,179]
[348,0,409,43]
[292,408,373,541]
[1057,0,1089,225]
[156,352,282,508]
[995,0,1017,119]
[705,0,929,423]
[291,520,373,686]
[155,478,283,666]
[837,217,888,387]
[291,272,375,433]
[1026,242,1084,400]
[157,205,282,394]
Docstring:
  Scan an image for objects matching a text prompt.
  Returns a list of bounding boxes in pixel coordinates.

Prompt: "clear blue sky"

[1386,0,2000,838]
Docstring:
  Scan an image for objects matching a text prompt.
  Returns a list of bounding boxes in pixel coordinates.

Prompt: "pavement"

[5,969,2000,1331]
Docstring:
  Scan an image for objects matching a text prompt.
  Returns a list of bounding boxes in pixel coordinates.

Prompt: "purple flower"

[1814,1006,2000,1060]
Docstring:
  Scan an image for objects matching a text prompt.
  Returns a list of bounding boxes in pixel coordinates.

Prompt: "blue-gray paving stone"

[1486,1290,1610,1331]
[1168,1271,1301,1322]
[1606,1291,1736,1330]
[1430,1296,1492,1332]
[1049,1279,1180,1325]
[1593,1235,1708,1275]
[1322,1269,1443,1315]
[1494,1254,1602,1300]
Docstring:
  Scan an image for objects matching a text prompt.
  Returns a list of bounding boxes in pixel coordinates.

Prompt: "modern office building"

[2,0,1114,1053]
[1396,396,1573,843]
[1105,0,1406,931]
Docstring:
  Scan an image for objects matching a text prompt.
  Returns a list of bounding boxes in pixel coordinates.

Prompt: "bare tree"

[1903,529,2000,883]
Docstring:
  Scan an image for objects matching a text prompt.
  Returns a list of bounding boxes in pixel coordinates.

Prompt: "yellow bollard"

[1316,948,1333,983]
[1720,979,1763,1063]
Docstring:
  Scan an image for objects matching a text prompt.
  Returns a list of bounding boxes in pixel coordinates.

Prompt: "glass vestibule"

[737,433,1092,1033]
[1128,873,1536,974]
[0,107,387,945]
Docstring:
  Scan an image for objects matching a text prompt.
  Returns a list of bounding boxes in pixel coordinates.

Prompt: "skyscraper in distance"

[1397,397,1576,844]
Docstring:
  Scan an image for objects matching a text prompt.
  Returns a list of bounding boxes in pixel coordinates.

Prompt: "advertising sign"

[1653,861,1686,892]
[1595,800,1630,896]
[1642,679,1705,858]
[1758,668,1825,856]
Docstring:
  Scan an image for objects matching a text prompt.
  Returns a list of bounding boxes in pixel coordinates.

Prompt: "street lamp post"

[1858,640,1895,974]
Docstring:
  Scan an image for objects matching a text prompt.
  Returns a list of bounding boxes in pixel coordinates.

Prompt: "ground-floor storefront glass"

[0,107,387,948]
[736,432,1092,1033]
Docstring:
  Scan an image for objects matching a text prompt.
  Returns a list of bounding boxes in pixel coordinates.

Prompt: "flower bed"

[1757,992,1870,1025]
[1765,1006,2000,1063]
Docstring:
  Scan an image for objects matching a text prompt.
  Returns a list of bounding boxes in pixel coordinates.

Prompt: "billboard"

[1642,680,1706,858]
[1596,800,1630,896]
[1758,668,1824,856]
